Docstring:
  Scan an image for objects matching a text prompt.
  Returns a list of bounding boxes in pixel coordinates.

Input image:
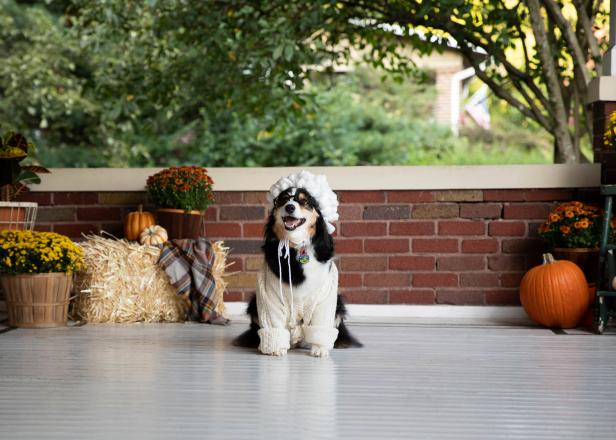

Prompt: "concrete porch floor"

[1,320,616,440]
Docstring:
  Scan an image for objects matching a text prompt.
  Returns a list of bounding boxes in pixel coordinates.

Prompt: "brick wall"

[13,186,598,306]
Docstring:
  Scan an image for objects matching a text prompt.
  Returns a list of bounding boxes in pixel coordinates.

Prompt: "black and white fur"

[233,187,362,353]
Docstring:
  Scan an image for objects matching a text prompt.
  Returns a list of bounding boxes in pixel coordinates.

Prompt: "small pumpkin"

[139,225,168,246]
[520,253,589,329]
[124,204,156,241]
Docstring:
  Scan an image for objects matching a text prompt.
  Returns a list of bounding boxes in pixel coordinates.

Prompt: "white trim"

[587,76,616,103]
[34,164,600,192]
[224,302,529,322]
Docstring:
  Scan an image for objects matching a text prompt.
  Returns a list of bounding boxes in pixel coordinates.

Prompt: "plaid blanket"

[158,238,229,325]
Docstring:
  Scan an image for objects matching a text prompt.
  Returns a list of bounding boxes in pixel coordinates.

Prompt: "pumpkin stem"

[542,253,556,264]
[138,204,143,213]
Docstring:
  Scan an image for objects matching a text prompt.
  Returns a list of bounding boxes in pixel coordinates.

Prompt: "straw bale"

[71,235,229,323]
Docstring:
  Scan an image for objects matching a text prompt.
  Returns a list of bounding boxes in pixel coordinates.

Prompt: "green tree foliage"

[1,1,603,166]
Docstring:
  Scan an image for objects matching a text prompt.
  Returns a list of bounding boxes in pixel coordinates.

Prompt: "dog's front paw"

[310,345,330,358]
[267,348,288,357]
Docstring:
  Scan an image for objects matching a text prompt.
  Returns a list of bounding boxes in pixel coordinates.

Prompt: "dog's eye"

[275,194,291,207]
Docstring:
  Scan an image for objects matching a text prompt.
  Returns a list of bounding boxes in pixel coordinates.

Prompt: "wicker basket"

[0,273,72,328]
[0,201,38,230]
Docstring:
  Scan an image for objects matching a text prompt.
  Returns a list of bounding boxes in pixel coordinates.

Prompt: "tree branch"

[458,43,552,131]
[573,0,602,73]
[541,0,590,85]
[527,0,576,162]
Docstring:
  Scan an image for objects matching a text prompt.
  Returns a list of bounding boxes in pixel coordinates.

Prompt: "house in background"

[326,27,489,135]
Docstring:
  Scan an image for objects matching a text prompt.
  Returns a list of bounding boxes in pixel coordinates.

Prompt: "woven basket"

[0,201,38,230]
[0,273,72,328]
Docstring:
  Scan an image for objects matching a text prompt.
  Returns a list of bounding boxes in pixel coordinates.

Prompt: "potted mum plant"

[0,230,82,328]
[0,130,50,230]
[537,201,606,283]
[146,166,214,240]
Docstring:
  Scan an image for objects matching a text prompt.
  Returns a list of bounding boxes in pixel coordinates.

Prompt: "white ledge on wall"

[35,164,601,192]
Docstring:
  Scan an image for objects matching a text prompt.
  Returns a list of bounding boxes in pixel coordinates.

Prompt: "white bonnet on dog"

[267,170,339,234]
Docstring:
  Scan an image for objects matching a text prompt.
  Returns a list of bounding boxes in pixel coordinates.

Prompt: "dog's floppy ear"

[263,211,277,243]
[312,209,334,262]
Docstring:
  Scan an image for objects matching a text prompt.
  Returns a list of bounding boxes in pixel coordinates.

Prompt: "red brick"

[242,191,267,204]
[412,273,458,287]
[33,224,52,232]
[460,272,500,287]
[204,223,242,237]
[437,256,485,271]
[460,203,502,219]
[339,273,362,288]
[340,256,388,271]
[487,255,526,271]
[389,221,435,236]
[411,204,459,219]
[363,205,410,220]
[220,206,265,221]
[204,207,217,221]
[336,239,363,254]
[438,220,485,236]
[436,289,485,305]
[341,222,387,237]
[364,238,409,253]
[523,189,574,201]
[488,221,526,236]
[212,191,243,204]
[483,190,526,202]
[389,256,435,270]
[503,203,552,220]
[20,192,52,205]
[500,272,525,288]
[387,190,433,203]
[340,290,388,304]
[77,207,123,221]
[501,238,546,254]
[338,205,363,220]
[461,238,499,253]
[389,289,435,304]
[364,273,410,287]
[243,223,265,238]
[54,192,99,205]
[485,290,521,305]
[224,291,243,302]
[338,191,386,203]
[226,257,243,271]
[413,238,458,253]
[53,223,99,239]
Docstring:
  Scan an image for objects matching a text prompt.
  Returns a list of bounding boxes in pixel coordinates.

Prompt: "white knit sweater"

[256,258,339,355]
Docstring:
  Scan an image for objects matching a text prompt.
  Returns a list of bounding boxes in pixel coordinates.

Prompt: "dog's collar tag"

[297,247,310,264]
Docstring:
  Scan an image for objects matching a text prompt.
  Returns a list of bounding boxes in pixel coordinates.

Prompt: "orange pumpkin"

[520,253,589,329]
[124,204,156,241]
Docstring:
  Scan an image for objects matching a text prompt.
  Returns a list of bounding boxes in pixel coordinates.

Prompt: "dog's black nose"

[285,204,296,214]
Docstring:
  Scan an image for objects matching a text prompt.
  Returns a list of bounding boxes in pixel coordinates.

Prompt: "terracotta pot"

[0,272,72,328]
[156,208,204,240]
[552,247,599,284]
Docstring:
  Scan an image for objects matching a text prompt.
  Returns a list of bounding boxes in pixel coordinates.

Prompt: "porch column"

[588,0,616,183]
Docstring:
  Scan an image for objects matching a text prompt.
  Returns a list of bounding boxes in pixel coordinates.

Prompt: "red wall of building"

[21,187,597,305]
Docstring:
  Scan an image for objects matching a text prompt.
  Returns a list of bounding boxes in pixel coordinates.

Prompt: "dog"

[233,171,361,357]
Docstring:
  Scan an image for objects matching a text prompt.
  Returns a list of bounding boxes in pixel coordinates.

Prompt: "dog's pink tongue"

[285,218,300,228]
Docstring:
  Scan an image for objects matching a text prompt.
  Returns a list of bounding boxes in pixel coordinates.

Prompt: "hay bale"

[71,235,228,323]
